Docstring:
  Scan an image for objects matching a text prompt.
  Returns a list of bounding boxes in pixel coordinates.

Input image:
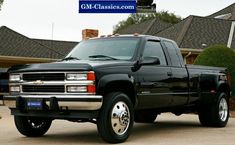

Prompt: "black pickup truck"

[4,35,231,143]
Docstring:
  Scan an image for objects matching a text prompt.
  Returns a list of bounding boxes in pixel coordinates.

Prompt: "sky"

[0,0,234,42]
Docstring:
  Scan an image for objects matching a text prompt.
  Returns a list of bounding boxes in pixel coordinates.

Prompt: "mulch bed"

[229,97,235,110]
[229,98,235,118]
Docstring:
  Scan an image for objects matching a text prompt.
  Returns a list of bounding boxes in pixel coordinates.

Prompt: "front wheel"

[14,116,52,137]
[97,92,134,143]
[198,92,229,127]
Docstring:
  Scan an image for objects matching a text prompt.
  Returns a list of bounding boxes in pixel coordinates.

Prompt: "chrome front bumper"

[4,94,103,110]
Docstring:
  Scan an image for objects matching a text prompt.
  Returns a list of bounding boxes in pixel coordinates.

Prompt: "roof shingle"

[156,17,190,44]
[207,3,235,20]
[0,26,77,59]
[117,18,172,35]
[33,39,78,56]
[157,16,232,49]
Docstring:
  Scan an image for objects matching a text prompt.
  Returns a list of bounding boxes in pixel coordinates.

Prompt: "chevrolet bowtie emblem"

[33,80,44,85]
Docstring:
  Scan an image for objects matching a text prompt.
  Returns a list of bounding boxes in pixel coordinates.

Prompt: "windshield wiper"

[89,55,118,60]
[60,56,80,61]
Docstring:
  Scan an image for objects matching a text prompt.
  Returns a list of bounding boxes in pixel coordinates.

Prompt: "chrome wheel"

[219,98,228,122]
[14,116,52,137]
[111,101,130,135]
[28,118,47,129]
[97,92,133,143]
[198,92,229,127]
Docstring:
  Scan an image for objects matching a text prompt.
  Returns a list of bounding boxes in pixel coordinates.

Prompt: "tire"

[134,111,157,123]
[198,92,229,127]
[97,92,134,143]
[14,116,52,137]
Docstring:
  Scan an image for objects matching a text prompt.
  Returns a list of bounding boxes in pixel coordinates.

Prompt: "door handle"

[167,72,172,76]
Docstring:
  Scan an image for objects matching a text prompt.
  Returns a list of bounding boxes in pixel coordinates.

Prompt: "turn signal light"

[87,71,95,81]
[87,85,96,94]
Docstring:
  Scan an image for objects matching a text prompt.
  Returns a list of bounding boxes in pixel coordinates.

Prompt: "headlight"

[66,73,87,80]
[10,86,20,92]
[9,74,21,82]
[67,86,87,93]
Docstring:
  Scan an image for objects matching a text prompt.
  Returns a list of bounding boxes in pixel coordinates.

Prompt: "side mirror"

[132,57,160,72]
[140,57,160,65]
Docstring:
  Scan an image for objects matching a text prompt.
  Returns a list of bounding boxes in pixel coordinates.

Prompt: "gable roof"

[0,26,77,59]
[155,17,190,44]
[33,39,78,56]
[117,18,172,35]
[156,16,233,49]
[207,3,235,20]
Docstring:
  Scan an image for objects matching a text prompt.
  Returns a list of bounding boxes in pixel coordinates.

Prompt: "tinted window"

[143,41,167,65]
[164,41,181,67]
[67,38,140,60]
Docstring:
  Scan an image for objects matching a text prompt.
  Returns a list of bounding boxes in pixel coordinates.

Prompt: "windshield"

[66,37,140,60]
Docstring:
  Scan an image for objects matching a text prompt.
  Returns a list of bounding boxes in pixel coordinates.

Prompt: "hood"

[8,60,133,73]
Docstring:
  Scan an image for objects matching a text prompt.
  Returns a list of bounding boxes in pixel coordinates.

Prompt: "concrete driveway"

[1,106,235,145]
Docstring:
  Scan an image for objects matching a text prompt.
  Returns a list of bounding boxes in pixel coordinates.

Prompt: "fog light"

[67,86,87,93]
[10,86,20,92]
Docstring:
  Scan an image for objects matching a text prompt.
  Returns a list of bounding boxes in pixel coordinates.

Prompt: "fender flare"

[97,74,135,94]
[216,81,231,95]
[97,74,137,105]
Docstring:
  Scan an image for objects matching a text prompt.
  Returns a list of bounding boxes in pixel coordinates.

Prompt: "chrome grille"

[22,85,65,93]
[10,72,94,94]
[23,73,65,81]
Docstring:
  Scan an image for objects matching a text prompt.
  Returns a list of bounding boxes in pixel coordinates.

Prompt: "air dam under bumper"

[4,94,103,110]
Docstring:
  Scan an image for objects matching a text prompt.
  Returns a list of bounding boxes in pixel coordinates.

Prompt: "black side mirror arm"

[131,60,141,72]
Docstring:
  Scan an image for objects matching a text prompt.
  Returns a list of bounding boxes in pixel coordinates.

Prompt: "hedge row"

[194,45,235,95]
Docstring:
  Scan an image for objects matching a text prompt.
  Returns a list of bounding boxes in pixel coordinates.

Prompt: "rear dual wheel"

[198,92,229,127]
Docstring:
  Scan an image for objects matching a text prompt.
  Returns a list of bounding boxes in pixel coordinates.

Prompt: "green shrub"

[194,45,235,95]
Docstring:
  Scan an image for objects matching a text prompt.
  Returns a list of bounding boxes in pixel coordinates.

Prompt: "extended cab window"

[164,41,182,67]
[143,41,167,65]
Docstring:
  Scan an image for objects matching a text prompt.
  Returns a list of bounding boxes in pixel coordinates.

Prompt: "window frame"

[141,39,168,66]
[162,40,183,67]
[66,37,142,61]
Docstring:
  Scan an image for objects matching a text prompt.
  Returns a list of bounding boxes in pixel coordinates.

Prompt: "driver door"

[137,40,172,109]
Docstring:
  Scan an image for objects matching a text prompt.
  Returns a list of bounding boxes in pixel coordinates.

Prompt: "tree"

[0,0,4,10]
[194,45,235,95]
[113,11,181,34]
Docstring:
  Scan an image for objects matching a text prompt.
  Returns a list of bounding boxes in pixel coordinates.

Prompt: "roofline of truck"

[87,34,162,40]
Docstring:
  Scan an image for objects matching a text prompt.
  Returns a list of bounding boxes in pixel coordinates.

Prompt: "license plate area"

[27,99,43,110]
